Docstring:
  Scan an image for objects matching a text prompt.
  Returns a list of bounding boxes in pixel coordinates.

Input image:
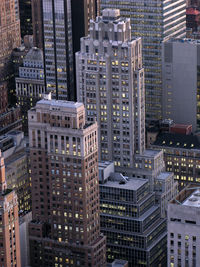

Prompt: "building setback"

[28,99,106,266]
[76,9,145,167]
[0,151,21,266]
[100,0,186,121]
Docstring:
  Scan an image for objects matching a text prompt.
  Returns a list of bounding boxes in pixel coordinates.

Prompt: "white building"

[100,0,186,121]
[76,9,145,168]
[162,39,200,132]
[15,47,45,132]
[168,186,200,267]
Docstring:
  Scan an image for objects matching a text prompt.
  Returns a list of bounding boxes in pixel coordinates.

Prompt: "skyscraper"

[19,0,33,37]
[76,9,145,167]
[0,152,21,266]
[100,0,186,121]
[0,0,21,104]
[162,39,200,132]
[28,99,106,266]
[100,174,167,266]
[32,0,43,49]
[42,0,74,100]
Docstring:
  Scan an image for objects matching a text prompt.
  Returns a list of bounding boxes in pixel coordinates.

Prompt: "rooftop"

[139,149,162,158]
[37,99,84,110]
[167,38,200,45]
[102,178,148,191]
[170,184,200,205]
[157,172,172,181]
[182,189,200,208]
[153,132,200,149]
[108,259,128,267]
[25,47,43,62]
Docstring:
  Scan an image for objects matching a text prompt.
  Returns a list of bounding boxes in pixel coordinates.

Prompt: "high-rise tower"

[19,0,33,37]
[28,99,106,266]
[0,152,21,266]
[42,0,74,100]
[32,0,99,100]
[0,0,21,105]
[76,9,145,167]
[100,0,186,121]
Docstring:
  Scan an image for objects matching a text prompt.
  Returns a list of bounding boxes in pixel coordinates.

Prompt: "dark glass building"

[100,175,167,266]
[19,0,33,37]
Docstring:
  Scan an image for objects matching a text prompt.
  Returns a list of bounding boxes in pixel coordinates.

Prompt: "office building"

[19,212,32,267]
[0,106,22,136]
[42,0,74,100]
[76,9,145,167]
[32,0,43,49]
[32,0,98,56]
[28,99,106,266]
[151,131,200,189]
[0,131,31,213]
[16,47,45,133]
[19,0,33,37]
[168,185,200,267]
[162,39,200,132]
[100,0,186,121]
[0,0,21,105]
[0,152,21,266]
[100,172,167,266]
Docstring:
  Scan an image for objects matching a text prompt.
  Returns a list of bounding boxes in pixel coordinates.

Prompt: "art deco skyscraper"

[28,99,106,266]
[0,152,21,266]
[101,0,186,121]
[76,9,145,168]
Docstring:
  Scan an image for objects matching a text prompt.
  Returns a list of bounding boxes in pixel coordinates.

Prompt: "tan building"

[28,99,106,266]
[0,152,21,267]
[0,0,21,94]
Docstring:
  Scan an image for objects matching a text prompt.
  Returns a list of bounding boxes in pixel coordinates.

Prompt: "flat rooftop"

[153,132,200,149]
[98,161,114,169]
[182,189,200,208]
[168,38,200,45]
[157,172,172,180]
[102,178,148,191]
[37,99,83,109]
[138,149,161,158]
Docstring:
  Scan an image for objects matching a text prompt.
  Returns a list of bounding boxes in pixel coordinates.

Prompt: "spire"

[0,151,7,192]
